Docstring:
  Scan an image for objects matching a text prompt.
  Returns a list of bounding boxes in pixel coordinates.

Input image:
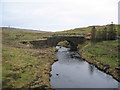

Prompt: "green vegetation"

[2,28,57,88]
[2,46,56,88]
[57,40,70,48]
[55,24,119,81]
[79,40,119,81]
[91,24,117,43]
[2,28,53,47]
[57,24,120,35]
[2,24,120,88]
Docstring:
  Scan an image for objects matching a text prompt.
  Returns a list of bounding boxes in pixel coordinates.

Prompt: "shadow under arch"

[47,36,86,51]
[55,40,78,51]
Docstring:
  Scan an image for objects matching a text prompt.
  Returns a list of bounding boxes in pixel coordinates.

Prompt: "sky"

[118,1,120,24]
[1,0,120,31]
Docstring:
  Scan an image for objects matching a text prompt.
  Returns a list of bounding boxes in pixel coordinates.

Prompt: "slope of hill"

[56,24,120,35]
[2,27,57,88]
[2,27,50,33]
[2,27,54,48]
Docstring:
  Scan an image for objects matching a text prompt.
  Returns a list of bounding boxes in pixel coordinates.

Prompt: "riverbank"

[2,45,57,88]
[78,40,120,82]
[2,27,119,88]
[2,28,58,88]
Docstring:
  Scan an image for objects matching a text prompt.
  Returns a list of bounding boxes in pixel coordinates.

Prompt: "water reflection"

[56,51,84,65]
[56,46,70,52]
[50,46,119,88]
[88,64,95,75]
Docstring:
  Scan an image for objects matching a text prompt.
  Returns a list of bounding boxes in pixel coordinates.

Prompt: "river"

[50,46,119,88]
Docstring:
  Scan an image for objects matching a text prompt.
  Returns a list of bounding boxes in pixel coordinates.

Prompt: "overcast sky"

[1,0,120,31]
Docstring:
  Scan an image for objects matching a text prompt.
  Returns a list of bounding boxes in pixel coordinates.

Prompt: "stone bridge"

[47,36,85,51]
[25,36,85,51]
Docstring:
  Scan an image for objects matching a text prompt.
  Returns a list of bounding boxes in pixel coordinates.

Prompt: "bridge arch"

[47,36,85,51]
[54,39,78,51]
[56,40,70,47]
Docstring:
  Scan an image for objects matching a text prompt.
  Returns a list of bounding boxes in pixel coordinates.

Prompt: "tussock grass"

[2,28,56,88]
[80,40,119,81]
[57,24,119,35]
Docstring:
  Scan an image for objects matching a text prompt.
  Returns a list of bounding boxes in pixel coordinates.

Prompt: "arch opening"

[57,40,70,48]
[55,40,78,51]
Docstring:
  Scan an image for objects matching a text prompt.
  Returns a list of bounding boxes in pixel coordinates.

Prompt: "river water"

[50,46,119,88]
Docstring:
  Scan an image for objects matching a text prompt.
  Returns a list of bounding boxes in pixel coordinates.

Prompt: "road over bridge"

[47,36,85,51]
[23,35,86,51]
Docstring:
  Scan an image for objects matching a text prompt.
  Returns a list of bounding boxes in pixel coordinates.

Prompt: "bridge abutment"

[70,46,78,51]
[47,36,85,51]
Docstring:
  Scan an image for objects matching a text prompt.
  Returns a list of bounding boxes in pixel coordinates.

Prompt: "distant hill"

[56,24,119,35]
[2,27,53,42]
[1,24,120,35]
[1,27,50,33]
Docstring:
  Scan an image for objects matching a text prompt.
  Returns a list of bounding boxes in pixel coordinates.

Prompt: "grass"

[81,40,118,66]
[57,40,70,48]
[56,24,120,35]
[2,28,53,47]
[2,28,57,88]
[2,45,57,88]
[79,40,119,81]
[2,24,120,88]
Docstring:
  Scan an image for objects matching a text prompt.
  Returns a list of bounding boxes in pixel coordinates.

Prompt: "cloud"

[118,1,120,24]
[1,0,119,31]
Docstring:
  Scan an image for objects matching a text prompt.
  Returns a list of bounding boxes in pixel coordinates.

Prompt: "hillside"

[1,25,120,88]
[2,27,57,88]
[2,27,50,33]
[56,24,120,35]
[2,27,54,47]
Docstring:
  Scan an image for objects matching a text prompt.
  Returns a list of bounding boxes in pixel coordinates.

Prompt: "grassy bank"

[56,24,120,35]
[2,28,57,88]
[2,46,57,88]
[2,26,119,88]
[79,40,119,82]
[2,27,53,47]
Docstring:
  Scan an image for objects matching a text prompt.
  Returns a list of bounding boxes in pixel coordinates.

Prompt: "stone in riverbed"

[115,67,120,70]
[34,85,48,89]
[103,64,110,68]
[56,74,59,76]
